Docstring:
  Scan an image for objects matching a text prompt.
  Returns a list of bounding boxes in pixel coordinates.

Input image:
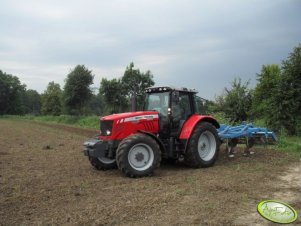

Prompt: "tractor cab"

[144,86,202,138]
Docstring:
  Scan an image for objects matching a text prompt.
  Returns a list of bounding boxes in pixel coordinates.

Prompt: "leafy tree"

[63,65,94,115]
[89,93,105,115]
[41,82,62,115]
[214,78,252,123]
[121,62,155,111]
[250,44,301,135]
[99,78,128,114]
[0,70,26,115]
[251,64,281,120]
[276,44,301,135]
[24,89,41,115]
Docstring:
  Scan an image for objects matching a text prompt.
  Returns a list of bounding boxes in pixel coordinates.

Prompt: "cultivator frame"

[217,123,277,157]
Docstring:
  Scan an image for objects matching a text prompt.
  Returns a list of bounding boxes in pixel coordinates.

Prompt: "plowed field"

[0,120,300,225]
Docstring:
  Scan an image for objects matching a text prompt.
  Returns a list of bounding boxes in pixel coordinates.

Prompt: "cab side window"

[178,93,192,120]
[194,95,206,114]
[171,92,192,135]
[194,96,210,115]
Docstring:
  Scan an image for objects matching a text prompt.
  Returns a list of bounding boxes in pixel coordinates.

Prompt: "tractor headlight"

[100,120,113,136]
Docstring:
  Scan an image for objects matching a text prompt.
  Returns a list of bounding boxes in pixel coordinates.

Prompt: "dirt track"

[0,120,300,225]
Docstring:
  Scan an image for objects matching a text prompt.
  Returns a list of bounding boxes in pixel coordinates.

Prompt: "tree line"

[0,62,154,117]
[211,43,301,135]
[0,44,300,135]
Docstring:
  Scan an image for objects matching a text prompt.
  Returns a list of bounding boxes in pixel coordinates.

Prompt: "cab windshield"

[144,92,170,116]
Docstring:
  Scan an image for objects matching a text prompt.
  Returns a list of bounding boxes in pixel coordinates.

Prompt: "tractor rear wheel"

[89,156,117,170]
[185,122,220,168]
[116,133,161,178]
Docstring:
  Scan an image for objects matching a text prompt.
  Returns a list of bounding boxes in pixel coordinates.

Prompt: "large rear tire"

[116,134,161,178]
[184,122,220,168]
[89,156,117,170]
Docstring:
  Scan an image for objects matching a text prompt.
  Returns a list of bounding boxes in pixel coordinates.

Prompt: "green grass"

[276,136,301,156]
[0,115,100,129]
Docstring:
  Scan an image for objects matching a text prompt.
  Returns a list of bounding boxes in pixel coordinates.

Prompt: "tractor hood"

[99,111,160,140]
[101,111,158,122]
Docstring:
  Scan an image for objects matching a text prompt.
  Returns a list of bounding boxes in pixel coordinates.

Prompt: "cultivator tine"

[225,138,237,158]
[243,137,254,156]
[225,139,233,158]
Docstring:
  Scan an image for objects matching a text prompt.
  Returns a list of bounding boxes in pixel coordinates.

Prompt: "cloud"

[11,1,70,20]
[0,0,300,99]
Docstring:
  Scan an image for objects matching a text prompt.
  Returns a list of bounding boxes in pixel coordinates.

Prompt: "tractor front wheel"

[89,156,117,170]
[116,134,161,178]
[185,122,220,168]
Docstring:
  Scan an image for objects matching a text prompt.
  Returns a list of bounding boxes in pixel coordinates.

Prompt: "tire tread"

[89,157,117,170]
[184,122,220,168]
[116,134,161,178]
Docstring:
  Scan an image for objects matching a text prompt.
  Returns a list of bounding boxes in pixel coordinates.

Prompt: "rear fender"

[179,115,220,151]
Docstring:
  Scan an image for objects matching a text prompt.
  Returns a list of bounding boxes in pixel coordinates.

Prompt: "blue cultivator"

[217,123,277,157]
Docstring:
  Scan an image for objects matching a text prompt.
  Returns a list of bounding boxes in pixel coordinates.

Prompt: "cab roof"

[145,86,198,94]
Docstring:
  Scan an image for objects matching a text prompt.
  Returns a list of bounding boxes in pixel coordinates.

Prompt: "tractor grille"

[100,120,113,136]
[143,121,155,131]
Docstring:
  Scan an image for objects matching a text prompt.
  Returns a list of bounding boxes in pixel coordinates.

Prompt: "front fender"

[137,130,166,155]
[179,114,220,140]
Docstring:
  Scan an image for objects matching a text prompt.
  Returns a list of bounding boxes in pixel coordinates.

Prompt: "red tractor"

[84,86,220,177]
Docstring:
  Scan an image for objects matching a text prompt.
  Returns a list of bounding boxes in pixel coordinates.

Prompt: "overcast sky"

[0,0,300,99]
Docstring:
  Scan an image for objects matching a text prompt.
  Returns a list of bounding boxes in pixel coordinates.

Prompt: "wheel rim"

[128,143,154,171]
[97,157,115,164]
[197,131,216,161]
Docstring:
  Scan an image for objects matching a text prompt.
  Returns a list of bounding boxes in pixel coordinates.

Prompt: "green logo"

[257,200,298,224]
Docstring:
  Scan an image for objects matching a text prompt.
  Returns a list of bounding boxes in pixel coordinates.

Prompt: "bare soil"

[0,120,300,226]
